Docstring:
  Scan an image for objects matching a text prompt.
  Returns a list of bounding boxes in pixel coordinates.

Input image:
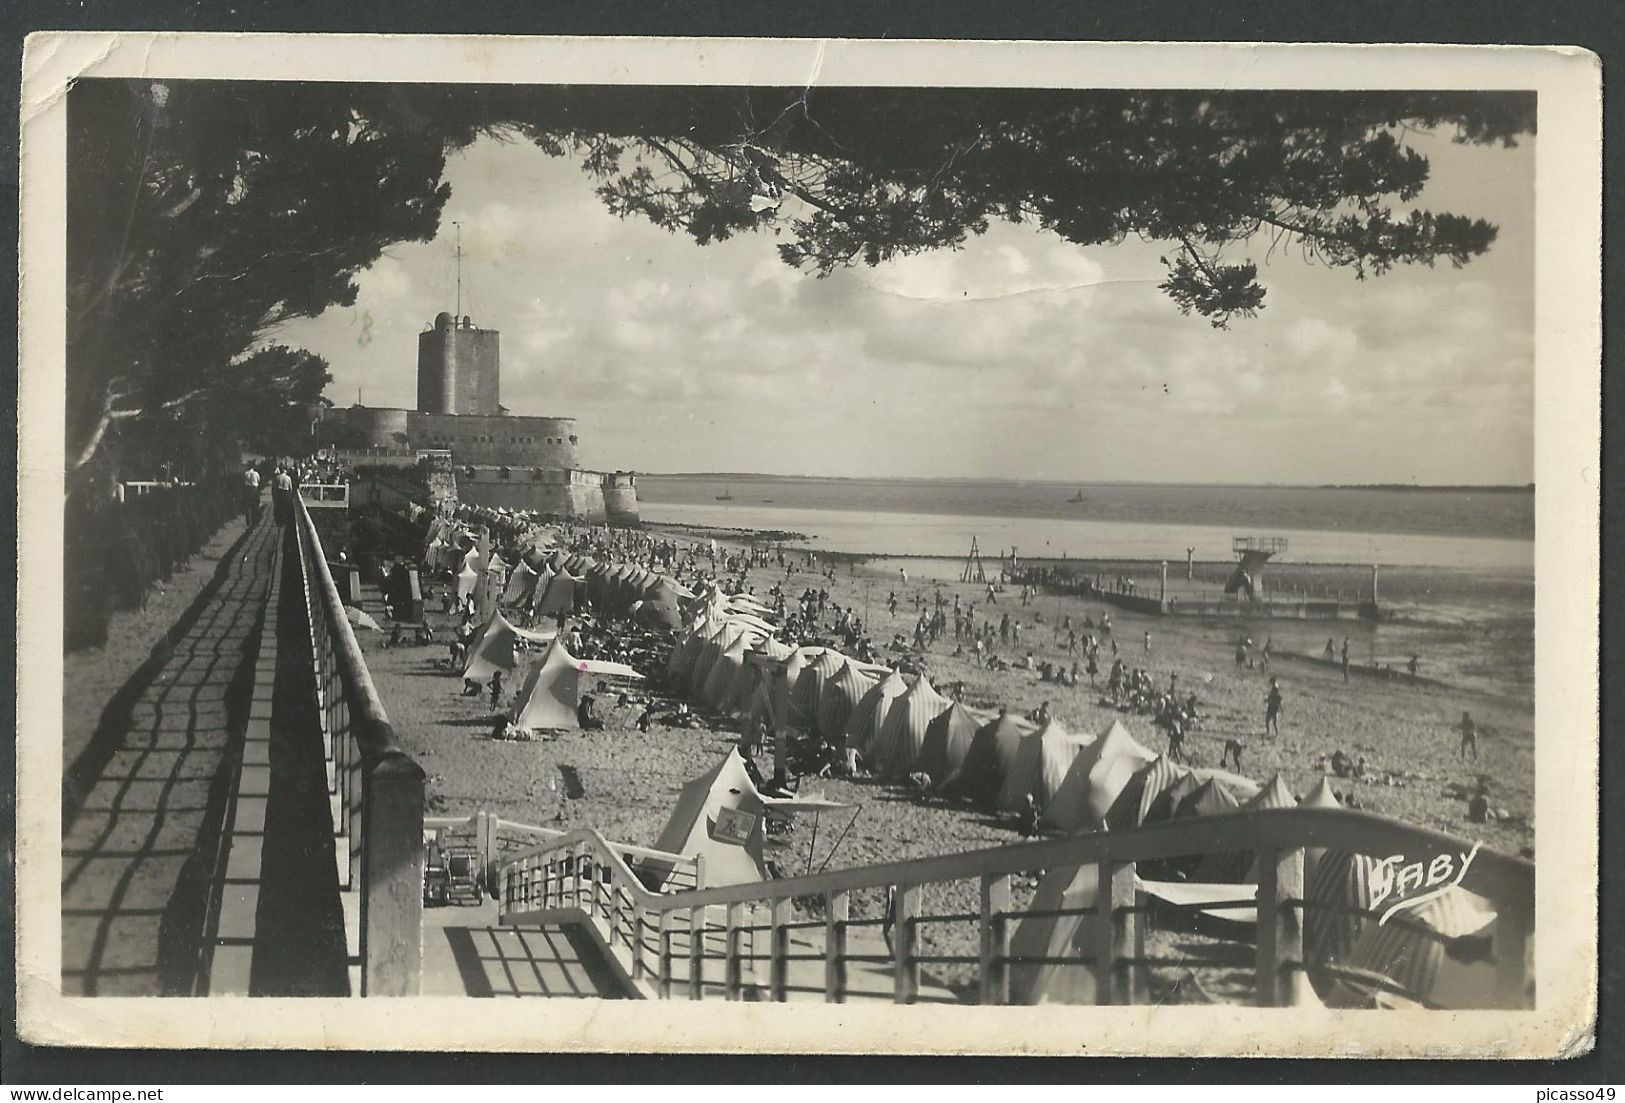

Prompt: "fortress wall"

[409,412,578,468]
[602,472,641,524]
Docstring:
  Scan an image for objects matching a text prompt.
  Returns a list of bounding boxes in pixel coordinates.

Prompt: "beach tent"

[1038,719,1158,834]
[1297,775,1345,888]
[844,670,909,758]
[477,560,507,623]
[818,662,876,747]
[501,560,539,605]
[1303,845,1407,1004]
[634,598,685,631]
[701,634,754,711]
[667,621,718,683]
[916,701,991,785]
[996,717,1091,813]
[1105,755,1191,831]
[871,674,952,779]
[951,711,1035,807]
[637,749,770,891]
[462,612,558,683]
[455,562,479,603]
[1006,860,1109,1004]
[1248,773,1298,811]
[526,565,555,612]
[1324,888,1503,1009]
[508,638,644,732]
[690,622,748,699]
[1179,776,1242,819]
[790,650,847,730]
[533,569,583,619]
[720,639,791,717]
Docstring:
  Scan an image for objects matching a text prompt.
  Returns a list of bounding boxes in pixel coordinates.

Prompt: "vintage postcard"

[15,34,1601,1057]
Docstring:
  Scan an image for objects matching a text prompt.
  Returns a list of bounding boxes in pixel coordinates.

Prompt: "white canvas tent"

[454,562,479,602]
[637,748,769,891]
[1039,718,1157,833]
[462,612,558,683]
[507,638,643,731]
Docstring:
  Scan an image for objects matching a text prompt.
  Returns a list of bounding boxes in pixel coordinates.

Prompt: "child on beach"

[1459,711,1479,760]
[1220,738,1245,771]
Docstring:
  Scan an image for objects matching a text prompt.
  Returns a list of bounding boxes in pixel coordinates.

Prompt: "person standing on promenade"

[241,464,261,524]
[272,466,293,526]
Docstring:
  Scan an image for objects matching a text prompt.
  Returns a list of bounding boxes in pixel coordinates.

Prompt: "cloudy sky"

[273,116,1534,485]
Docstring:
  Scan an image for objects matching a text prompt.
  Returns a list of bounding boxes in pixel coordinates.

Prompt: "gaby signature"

[1369,842,1483,925]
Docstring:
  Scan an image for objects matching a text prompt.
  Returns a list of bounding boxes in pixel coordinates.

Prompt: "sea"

[637,475,1536,701]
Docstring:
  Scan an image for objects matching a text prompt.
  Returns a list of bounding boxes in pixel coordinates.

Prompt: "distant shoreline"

[638,472,1534,493]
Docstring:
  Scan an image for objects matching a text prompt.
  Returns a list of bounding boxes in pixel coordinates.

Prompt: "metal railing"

[298,483,351,508]
[290,493,425,995]
[119,479,196,498]
[496,809,1532,1009]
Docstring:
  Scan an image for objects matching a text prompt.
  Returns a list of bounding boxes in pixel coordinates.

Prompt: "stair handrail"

[498,808,1532,1007]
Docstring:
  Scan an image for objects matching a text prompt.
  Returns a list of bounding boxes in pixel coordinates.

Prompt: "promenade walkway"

[61,513,278,996]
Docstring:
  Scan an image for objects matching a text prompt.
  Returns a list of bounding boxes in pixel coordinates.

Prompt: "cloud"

[271,130,1535,485]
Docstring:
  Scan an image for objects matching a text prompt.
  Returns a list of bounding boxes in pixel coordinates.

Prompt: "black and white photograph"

[16,35,1601,1056]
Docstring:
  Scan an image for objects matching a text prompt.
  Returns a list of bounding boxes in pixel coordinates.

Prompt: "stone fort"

[325,311,639,523]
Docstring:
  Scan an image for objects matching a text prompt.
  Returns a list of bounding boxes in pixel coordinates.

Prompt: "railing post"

[360,748,425,997]
[1092,859,1138,1005]
[893,883,921,1004]
[481,811,499,897]
[609,865,624,951]
[724,902,745,1001]
[1494,900,1535,1009]
[689,906,706,1001]
[1255,845,1305,1007]
[825,890,849,1003]
[658,909,676,999]
[769,897,792,1002]
[980,872,1012,1005]
[631,889,647,980]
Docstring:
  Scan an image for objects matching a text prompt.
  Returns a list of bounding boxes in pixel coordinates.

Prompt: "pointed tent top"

[1301,775,1343,809]
[1247,772,1298,810]
[1185,776,1242,817]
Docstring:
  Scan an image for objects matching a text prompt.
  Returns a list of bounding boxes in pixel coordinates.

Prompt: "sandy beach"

[353,515,1533,1002]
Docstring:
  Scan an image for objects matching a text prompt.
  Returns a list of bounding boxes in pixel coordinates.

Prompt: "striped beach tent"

[790,649,847,727]
[871,674,952,779]
[916,701,991,785]
[845,669,908,758]
[1038,718,1156,833]
[501,560,538,605]
[1104,754,1190,831]
[1303,845,1387,998]
[951,711,1034,807]
[701,634,754,711]
[689,622,747,697]
[996,717,1090,813]
[818,661,876,746]
[1324,889,1502,1009]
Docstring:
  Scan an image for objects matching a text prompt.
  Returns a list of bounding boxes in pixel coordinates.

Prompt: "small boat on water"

[716,486,733,501]
[1067,488,1085,503]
